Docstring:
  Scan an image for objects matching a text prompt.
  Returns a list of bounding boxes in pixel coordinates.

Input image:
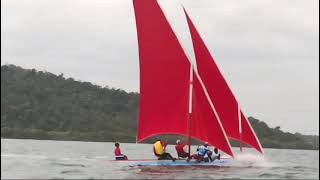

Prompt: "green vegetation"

[1,64,318,150]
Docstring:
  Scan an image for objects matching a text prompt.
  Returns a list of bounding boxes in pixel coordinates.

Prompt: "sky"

[1,0,319,135]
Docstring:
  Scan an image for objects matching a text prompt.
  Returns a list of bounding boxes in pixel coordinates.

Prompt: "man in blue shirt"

[187,142,213,162]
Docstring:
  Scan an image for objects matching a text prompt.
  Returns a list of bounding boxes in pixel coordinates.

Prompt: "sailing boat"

[132,0,263,164]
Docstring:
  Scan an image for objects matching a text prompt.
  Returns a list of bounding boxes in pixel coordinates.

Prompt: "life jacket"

[175,144,186,155]
[114,147,122,156]
[197,145,208,156]
[153,141,164,155]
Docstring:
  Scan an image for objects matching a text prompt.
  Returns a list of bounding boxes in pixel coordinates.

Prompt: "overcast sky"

[1,0,319,135]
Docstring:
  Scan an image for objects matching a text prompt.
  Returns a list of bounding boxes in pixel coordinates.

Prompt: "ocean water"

[1,138,319,179]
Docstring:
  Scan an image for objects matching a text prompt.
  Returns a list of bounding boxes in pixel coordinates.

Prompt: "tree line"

[1,64,318,150]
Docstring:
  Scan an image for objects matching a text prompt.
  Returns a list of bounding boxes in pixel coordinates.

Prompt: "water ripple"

[52,162,86,167]
[60,169,82,174]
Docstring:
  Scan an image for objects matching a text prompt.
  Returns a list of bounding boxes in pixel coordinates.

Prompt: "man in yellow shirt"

[153,139,176,162]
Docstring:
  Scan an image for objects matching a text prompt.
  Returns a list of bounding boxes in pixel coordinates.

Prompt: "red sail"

[191,72,234,157]
[241,111,264,153]
[133,0,191,141]
[184,9,263,154]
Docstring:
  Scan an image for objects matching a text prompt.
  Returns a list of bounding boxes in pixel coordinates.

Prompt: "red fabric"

[114,147,121,156]
[175,143,186,154]
[184,9,263,154]
[241,112,264,153]
[191,72,234,157]
[133,0,191,141]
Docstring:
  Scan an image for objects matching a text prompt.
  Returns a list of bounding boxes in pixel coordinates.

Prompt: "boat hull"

[128,159,231,167]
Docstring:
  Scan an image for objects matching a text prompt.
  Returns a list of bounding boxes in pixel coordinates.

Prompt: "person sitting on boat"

[153,139,176,162]
[187,142,212,162]
[114,142,128,160]
[208,147,221,162]
[175,139,190,159]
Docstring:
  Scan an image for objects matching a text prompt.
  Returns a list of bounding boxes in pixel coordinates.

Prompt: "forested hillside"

[1,64,318,150]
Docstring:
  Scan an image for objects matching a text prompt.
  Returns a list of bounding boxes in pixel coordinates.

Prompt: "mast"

[187,65,193,156]
[238,102,242,152]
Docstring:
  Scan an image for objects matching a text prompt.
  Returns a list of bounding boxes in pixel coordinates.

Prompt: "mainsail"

[184,9,263,154]
[133,0,190,141]
[133,0,234,157]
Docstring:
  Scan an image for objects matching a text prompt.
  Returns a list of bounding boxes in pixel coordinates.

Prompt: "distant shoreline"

[1,137,319,151]
[1,64,319,151]
[1,128,319,151]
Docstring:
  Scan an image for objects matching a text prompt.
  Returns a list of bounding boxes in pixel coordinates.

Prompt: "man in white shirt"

[208,148,221,162]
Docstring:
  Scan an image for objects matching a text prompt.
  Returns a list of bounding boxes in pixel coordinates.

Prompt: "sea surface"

[1,138,319,179]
